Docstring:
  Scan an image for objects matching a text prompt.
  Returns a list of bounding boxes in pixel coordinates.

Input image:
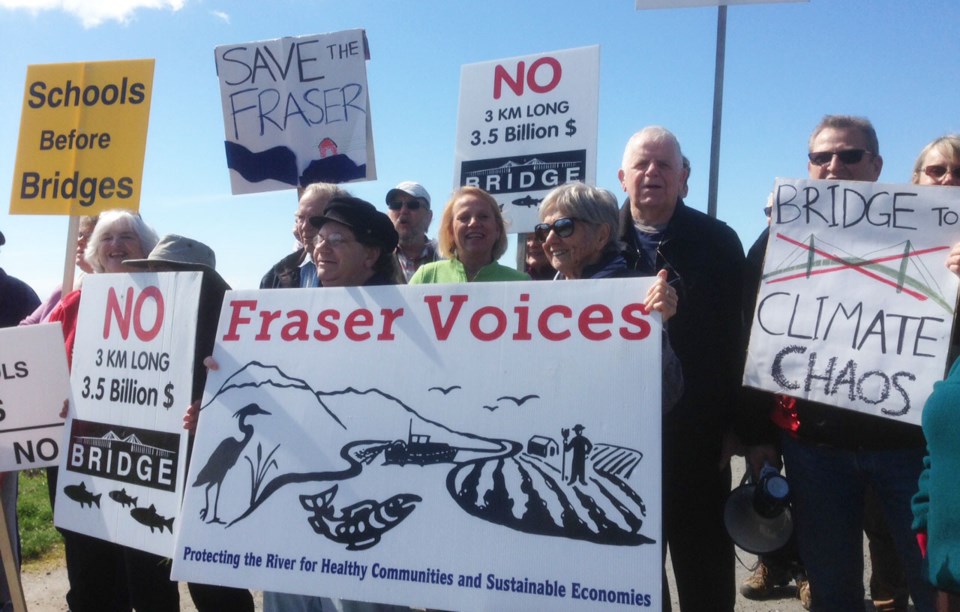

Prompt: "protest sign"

[54,272,201,556]
[454,46,599,234]
[9,59,154,215]
[0,324,70,471]
[214,29,375,194]
[743,178,960,425]
[173,280,662,610]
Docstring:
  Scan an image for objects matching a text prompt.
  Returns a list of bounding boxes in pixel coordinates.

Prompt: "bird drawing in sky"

[192,402,271,524]
[428,385,461,395]
[497,394,540,406]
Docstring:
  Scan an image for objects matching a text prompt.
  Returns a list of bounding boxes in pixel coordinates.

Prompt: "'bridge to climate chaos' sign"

[743,178,960,425]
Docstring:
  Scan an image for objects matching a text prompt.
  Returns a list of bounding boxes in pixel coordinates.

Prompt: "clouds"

[0,0,187,28]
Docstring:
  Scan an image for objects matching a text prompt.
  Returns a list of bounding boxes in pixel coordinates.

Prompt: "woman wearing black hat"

[255,197,408,612]
[309,196,403,288]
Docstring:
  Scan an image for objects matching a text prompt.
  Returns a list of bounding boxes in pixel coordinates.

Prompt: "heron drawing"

[192,402,271,524]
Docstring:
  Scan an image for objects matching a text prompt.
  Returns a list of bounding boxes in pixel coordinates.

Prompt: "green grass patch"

[16,469,62,562]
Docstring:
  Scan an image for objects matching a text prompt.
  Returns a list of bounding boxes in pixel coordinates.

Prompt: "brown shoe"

[796,575,811,610]
[740,561,790,600]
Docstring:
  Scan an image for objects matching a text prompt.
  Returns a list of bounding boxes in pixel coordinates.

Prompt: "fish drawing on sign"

[192,403,271,524]
[64,482,101,508]
[131,504,174,533]
[511,195,541,208]
[299,484,421,551]
[109,488,138,508]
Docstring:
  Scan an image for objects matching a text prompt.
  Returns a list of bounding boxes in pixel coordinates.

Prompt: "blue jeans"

[781,434,933,612]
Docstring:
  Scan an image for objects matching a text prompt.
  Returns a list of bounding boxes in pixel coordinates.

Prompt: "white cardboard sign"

[453,46,599,233]
[0,324,70,471]
[54,272,201,556]
[744,178,960,425]
[215,29,376,194]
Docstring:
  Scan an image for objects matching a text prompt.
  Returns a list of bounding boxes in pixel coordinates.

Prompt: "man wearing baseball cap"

[385,181,441,282]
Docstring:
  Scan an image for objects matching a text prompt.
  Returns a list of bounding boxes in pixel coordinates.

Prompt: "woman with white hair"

[47,208,158,612]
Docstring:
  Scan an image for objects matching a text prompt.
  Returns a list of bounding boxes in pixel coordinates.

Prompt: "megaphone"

[723,463,794,554]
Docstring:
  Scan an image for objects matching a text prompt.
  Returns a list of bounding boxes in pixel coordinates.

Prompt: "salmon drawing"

[299,485,421,551]
[64,482,101,508]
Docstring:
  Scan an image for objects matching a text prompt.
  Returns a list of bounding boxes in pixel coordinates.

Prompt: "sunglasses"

[533,217,577,242]
[923,165,960,181]
[387,199,423,211]
[807,149,869,167]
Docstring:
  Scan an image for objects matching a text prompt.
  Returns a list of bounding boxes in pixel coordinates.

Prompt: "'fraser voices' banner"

[174,280,662,610]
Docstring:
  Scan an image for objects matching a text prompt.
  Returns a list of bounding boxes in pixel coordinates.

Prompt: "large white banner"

[54,272,201,556]
[744,178,960,425]
[173,280,662,610]
[215,29,375,194]
[0,324,70,471]
[454,46,599,234]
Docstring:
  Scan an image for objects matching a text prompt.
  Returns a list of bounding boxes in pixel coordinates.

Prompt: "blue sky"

[1,0,958,298]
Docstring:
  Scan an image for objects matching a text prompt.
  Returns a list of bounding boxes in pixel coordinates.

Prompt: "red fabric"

[918,531,928,559]
[771,394,801,434]
[46,289,82,370]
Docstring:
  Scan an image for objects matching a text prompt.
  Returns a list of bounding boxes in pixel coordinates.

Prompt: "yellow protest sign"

[9,59,154,215]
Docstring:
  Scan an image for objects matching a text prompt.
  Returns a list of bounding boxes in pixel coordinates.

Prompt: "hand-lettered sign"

[214,30,375,194]
[743,178,960,425]
[54,272,201,556]
[0,324,70,471]
[173,280,662,610]
[10,59,154,215]
[454,46,599,233]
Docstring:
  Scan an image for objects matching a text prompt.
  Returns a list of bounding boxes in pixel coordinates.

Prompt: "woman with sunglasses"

[536,182,681,409]
[912,135,960,188]
[408,186,529,284]
[910,134,960,612]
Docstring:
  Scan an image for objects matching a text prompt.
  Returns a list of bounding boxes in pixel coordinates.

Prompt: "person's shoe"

[796,575,811,610]
[739,561,790,600]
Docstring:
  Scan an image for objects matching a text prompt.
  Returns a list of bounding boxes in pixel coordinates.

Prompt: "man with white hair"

[617,126,745,610]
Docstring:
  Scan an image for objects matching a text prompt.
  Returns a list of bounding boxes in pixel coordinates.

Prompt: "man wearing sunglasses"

[260,183,349,289]
[617,126,746,611]
[743,116,933,611]
[385,181,440,282]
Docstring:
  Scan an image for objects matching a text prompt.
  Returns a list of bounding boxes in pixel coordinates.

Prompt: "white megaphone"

[723,463,794,554]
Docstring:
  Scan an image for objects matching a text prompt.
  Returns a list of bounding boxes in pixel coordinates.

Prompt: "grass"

[16,469,63,563]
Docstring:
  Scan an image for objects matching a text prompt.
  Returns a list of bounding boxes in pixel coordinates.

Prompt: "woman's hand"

[947,242,960,277]
[645,269,678,322]
[183,399,200,433]
[183,357,220,433]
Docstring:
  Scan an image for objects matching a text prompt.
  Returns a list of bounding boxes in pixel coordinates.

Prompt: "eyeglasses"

[763,206,772,218]
[807,149,869,167]
[533,217,577,242]
[387,199,423,211]
[923,165,960,181]
[314,233,355,249]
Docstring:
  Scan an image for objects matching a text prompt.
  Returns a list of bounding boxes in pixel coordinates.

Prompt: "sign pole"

[706,4,727,219]
[61,216,79,293]
[0,478,27,612]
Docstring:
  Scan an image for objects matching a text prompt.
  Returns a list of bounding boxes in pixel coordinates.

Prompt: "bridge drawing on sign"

[764,232,955,314]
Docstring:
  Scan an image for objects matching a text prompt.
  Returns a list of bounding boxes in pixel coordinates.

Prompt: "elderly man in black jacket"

[617,126,745,611]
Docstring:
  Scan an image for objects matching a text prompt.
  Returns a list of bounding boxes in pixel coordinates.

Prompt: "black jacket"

[259,249,306,289]
[619,199,745,436]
